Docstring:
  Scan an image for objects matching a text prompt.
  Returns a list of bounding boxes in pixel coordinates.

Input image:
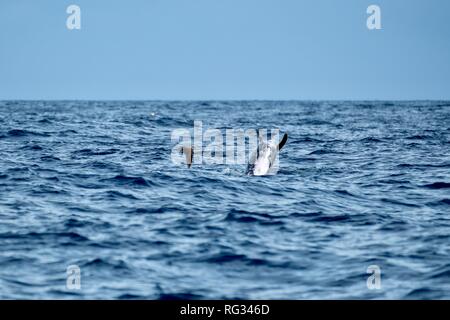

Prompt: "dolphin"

[179,145,194,168]
[179,131,288,175]
[245,132,288,176]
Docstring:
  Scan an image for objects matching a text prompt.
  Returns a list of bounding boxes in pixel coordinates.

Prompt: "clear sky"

[0,0,449,100]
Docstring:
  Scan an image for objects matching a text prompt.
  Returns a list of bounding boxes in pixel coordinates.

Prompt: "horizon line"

[1,99,450,102]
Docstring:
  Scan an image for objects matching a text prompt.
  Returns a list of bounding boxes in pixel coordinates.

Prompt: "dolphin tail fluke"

[278,133,288,151]
[180,146,193,168]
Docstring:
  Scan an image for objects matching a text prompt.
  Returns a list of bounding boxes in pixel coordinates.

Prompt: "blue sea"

[0,101,449,299]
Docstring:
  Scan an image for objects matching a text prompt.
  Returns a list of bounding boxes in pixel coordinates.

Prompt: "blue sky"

[0,0,449,100]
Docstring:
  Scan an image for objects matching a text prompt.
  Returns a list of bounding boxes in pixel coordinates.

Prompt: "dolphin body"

[245,132,288,176]
[179,132,288,176]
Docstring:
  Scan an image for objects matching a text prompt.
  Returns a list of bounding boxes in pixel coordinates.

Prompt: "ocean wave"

[1,100,449,299]
[422,182,450,189]
[6,129,50,137]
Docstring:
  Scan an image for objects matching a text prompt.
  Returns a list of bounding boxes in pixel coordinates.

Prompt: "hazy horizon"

[1,99,450,102]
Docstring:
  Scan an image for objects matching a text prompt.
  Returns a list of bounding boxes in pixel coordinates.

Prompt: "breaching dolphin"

[245,132,288,176]
[179,131,288,176]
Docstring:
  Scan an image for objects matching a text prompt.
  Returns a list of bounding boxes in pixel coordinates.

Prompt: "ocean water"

[0,100,449,299]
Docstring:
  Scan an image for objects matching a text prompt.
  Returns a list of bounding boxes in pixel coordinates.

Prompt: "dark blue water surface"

[0,101,449,299]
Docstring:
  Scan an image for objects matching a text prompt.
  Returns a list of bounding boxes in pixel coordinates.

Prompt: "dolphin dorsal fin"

[180,146,193,168]
[277,133,288,151]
